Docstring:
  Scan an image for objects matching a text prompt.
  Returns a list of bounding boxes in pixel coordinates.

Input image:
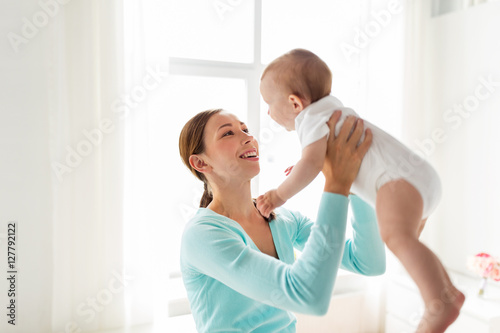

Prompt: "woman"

[178,109,386,332]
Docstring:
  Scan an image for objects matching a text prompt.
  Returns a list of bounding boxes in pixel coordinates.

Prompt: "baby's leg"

[377,180,464,333]
[417,218,459,304]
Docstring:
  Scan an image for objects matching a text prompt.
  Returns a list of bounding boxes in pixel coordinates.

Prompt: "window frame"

[168,0,264,196]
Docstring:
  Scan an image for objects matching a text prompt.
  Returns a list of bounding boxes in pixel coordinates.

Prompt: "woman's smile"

[202,111,261,179]
[239,148,259,161]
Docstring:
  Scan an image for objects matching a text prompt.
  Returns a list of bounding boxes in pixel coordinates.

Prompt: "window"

[148,0,405,290]
[432,0,499,16]
[165,0,255,63]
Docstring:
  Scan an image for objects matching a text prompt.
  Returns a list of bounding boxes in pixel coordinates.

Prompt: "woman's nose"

[243,133,254,144]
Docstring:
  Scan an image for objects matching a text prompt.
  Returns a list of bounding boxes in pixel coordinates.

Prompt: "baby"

[257,49,464,332]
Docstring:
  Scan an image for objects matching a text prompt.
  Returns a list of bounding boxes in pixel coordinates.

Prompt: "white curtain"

[1,0,184,330]
[50,0,171,331]
[121,0,172,329]
[0,0,166,331]
[48,0,134,331]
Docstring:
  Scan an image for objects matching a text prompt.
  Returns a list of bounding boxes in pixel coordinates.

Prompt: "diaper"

[304,96,442,219]
[336,109,442,219]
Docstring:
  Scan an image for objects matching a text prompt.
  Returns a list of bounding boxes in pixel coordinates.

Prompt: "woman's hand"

[322,110,372,196]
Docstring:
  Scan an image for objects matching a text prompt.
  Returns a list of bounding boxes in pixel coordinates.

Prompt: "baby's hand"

[256,189,286,218]
[284,165,294,176]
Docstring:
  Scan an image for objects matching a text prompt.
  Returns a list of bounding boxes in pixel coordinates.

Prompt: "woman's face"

[201,111,260,185]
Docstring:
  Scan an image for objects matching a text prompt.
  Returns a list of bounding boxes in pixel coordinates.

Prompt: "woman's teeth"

[240,152,257,158]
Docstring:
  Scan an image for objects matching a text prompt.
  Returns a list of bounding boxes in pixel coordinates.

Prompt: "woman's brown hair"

[179,109,221,208]
[179,109,275,221]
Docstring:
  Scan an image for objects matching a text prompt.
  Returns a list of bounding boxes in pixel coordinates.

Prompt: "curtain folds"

[47,1,171,331]
[47,0,155,331]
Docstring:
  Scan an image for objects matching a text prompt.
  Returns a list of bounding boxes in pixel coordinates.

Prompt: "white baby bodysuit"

[295,95,442,218]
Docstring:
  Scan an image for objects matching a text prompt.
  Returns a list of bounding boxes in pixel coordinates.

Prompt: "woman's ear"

[288,94,308,114]
[189,155,211,174]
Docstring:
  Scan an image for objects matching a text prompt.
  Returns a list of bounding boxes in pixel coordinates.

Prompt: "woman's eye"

[243,128,249,133]
[222,130,234,137]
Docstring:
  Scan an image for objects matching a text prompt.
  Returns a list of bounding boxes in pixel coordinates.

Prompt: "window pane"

[164,0,254,63]
[262,0,404,140]
[432,0,462,16]
[261,1,365,109]
[262,0,363,63]
[260,1,358,219]
[430,0,496,16]
[164,75,247,121]
[258,99,324,221]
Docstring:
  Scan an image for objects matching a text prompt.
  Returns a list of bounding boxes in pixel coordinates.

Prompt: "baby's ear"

[189,155,211,174]
[288,94,307,113]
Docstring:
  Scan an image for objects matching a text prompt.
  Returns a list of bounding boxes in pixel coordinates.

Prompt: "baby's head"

[260,48,332,130]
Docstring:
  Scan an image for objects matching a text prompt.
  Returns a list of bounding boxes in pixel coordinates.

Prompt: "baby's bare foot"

[416,288,465,333]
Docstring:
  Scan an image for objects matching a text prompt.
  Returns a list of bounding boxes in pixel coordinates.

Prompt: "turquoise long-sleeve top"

[180,193,386,333]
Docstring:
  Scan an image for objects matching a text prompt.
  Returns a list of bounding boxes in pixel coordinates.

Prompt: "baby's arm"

[278,136,327,200]
[257,136,327,217]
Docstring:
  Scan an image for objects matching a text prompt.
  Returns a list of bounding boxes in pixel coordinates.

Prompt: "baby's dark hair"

[261,48,332,103]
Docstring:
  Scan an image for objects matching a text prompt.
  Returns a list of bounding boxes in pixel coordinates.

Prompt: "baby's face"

[260,75,298,131]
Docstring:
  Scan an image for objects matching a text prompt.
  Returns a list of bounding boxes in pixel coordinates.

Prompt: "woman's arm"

[292,113,383,274]
[321,113,384,274]
[183,111,372,316]
[290,195,386,276]
[341,194,386,275]
[182,192,349,316]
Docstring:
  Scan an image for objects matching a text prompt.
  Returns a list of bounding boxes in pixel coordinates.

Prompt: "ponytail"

[179,109,222,208]
[200,182,213,208]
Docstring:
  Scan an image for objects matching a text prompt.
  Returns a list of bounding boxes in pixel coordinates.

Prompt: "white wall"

[422,1,500,273]
[0,1,53,331]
